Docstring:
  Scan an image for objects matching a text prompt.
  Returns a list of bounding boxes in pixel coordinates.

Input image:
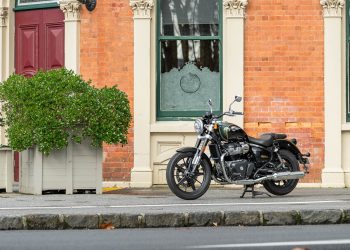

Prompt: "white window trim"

[17,0,58,7]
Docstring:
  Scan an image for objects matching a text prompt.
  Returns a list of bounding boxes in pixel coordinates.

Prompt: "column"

[0,1,8,146]
[59,0,82,73]
[320,0,345,187]
[130,0,153,187]
[223,0,247,127]
[0,2,7,81]
[59,0,82,193]
[0,4,10,190]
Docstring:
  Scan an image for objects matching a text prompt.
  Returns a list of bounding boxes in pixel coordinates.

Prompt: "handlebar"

[214,111,244,119]
[231,111,243,116]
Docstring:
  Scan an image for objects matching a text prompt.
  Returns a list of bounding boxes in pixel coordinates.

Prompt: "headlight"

[194,119,204,134]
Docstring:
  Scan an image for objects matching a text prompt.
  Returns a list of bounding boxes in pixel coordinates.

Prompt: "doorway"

[14,8,64,181]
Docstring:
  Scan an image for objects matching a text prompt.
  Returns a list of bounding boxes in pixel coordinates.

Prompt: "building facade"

[0,0,349,188]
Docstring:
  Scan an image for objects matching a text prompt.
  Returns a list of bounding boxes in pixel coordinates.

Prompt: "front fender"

[176,147,212,168]
[176,147,198,154]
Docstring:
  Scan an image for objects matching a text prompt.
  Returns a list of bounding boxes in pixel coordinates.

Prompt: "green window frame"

[156,0,223,121]
[15,0,58,11]
[347,0,350,122]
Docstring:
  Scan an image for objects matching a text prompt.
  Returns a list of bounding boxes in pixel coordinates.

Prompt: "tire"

[166,151,211,200]
[263,149,300,196]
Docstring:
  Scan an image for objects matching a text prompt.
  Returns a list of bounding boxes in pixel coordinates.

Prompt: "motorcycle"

[166,96,310,200]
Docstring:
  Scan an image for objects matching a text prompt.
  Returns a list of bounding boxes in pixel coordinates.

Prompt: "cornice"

[320,0,345,17]
[223,0,248,18]
[0,6,8,27]
[59,0,82,21]
[130,0,154,18]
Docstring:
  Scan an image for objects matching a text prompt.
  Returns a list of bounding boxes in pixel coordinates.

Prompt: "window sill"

[342,123,350,131]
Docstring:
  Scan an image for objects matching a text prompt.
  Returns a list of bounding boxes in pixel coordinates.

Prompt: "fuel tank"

[218,122,248,142]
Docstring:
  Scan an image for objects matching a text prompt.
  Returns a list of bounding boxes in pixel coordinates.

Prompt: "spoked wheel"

[166,151,211,200]
[263,150,300,196]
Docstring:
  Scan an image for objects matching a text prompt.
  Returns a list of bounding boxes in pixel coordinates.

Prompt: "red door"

[14,8,64,181]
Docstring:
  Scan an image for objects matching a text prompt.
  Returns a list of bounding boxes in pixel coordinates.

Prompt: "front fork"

[187,137,209,174]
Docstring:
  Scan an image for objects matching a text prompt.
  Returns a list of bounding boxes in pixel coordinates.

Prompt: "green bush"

[0,68,131,155]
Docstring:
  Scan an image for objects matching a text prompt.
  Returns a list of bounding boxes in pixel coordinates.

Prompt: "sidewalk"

[0,187,349,230]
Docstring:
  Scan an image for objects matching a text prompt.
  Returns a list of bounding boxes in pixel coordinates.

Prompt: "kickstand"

[240,185,272,198]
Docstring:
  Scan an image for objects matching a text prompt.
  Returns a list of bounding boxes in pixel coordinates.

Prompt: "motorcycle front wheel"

[166,151,211,200]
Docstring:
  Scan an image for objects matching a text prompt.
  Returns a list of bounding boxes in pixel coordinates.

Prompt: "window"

[15,0,58,11]
[157,0,222,120]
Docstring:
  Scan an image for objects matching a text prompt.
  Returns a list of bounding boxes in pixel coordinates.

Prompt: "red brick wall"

[244,0,324,183]
[80,0,134,182]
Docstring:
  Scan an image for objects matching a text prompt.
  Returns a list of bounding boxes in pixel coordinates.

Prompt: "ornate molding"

[223,0,248,18]
[130,0,154,18]
[0,7,8,27]
[320,0,345,17]
[59,0,82,21]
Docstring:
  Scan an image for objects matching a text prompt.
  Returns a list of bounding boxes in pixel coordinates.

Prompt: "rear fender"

[276,139,309,164]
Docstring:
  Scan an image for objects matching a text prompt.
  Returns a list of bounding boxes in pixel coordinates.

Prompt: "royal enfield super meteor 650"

[166,97,310,200]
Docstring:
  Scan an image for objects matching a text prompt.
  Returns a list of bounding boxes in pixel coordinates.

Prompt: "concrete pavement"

[0,187,349,230]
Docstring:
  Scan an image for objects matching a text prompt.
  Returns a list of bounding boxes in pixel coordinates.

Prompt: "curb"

[0,209,349,230]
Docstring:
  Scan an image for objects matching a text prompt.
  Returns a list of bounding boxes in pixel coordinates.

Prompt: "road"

[0,224,350,250]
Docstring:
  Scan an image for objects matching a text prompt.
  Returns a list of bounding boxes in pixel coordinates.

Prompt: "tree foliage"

[0,68,131,155]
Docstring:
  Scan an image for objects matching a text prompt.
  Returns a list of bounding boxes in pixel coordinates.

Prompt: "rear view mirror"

[208,99,213,113]
[235,96,242,102]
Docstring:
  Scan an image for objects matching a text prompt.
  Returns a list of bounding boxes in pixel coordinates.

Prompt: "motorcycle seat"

[262,133,287,140]
[248,135,274,147]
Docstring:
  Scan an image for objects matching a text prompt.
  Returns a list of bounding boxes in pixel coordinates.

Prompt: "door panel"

[43,8,65,70]
[17,24,39,77]
[45,23,64,69]
[15,8,64,74]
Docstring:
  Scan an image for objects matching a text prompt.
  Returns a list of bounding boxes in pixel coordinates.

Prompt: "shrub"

[0,68,131,155]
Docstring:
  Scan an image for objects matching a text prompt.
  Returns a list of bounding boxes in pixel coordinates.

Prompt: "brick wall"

[80,0,134,182]
[79,0,324,184]
[244,0,324,183]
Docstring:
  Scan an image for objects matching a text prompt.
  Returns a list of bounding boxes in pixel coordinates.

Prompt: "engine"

[222,142,253,180]
[223,142,250,157]
[225,159,255,180]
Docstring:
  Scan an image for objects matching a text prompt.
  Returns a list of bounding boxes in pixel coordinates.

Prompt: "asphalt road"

[0,225,350,250]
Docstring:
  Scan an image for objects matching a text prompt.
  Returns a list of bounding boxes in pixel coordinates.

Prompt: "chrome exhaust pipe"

[234,171,306,185]
[269,171,305,181]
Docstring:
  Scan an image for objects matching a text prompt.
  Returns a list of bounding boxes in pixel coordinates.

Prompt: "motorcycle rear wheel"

[166,152,211,200]
[263,149,300,196]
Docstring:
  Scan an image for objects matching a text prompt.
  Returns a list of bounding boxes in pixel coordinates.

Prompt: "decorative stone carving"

[0,7,8,27]
[59,0,82,20]
[223,0,248,18]
[130,0,154,18]
[320,0,345,17]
